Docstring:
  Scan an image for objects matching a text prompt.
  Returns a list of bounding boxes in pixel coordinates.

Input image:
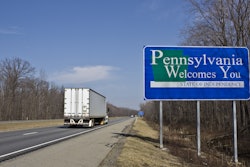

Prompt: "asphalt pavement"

[0,117,135,167]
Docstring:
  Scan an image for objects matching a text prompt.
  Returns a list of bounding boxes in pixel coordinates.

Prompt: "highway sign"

[144,46,250,100]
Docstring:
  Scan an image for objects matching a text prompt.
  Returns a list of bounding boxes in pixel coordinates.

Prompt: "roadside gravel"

[98,124,132,167]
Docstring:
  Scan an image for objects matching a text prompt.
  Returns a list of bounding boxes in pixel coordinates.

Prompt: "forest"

[0,57,64,121]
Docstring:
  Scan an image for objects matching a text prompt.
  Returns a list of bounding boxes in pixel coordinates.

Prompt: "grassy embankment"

[117,118,188,167]
[117,118,247,167]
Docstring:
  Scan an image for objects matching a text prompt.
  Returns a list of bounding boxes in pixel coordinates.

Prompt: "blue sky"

[0,0,190,110]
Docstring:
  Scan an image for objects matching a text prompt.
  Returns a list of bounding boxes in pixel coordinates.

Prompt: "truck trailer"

[64,88,108,127]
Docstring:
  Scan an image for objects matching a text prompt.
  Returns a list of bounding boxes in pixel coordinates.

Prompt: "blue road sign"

[144,46,250,100]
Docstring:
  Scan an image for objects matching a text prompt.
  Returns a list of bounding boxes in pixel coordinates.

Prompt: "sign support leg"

[197,101,201,156]
[160,101,163,149]
[233,100,238,163]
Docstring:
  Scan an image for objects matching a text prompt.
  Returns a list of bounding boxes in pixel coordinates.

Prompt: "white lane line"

[23,132,38,136]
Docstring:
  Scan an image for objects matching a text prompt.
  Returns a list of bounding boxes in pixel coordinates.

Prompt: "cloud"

[0,26,22,35]
[51,65,118,85]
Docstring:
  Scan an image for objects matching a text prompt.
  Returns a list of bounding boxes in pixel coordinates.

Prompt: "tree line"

[107,103,138,117]
[0,57,64,121]
[0,57,137,121]
[141,0,250,135]
[141,101,250,132]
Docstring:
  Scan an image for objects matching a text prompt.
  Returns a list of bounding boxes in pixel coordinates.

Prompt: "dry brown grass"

[117,118,189,167]
[0,119,63,132]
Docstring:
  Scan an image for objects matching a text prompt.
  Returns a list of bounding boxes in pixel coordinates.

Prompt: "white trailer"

[64,88,108,127]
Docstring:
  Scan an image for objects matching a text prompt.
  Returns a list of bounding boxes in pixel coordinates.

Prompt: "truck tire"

[90,119,95,127]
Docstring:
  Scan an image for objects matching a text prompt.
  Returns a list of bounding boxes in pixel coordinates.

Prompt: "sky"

[0,0,191,110]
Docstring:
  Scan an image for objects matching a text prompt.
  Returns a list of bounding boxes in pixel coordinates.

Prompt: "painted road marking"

[23,132,38,136]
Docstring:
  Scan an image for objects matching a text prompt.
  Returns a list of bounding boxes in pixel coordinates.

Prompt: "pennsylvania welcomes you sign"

[144,46,250,100]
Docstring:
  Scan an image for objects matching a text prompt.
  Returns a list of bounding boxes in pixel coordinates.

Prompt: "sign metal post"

[233,100,238,163]
[160,101,163,149]
[197,101,201,156]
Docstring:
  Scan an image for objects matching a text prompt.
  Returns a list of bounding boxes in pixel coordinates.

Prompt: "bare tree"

[0,57,64,120]
[181,0,250,131]
[0,58,35,120]
[182,0,250,47]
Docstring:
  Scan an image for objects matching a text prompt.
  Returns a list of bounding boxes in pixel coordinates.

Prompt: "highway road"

[0,117,131,162]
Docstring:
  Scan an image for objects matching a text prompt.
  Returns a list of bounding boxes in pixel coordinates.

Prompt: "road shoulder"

[99,122,133,167]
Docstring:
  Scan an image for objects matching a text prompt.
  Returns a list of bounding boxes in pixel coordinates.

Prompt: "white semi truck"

[64,88,108,127]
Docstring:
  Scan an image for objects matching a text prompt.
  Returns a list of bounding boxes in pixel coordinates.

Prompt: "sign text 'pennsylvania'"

[144,46,250,100]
